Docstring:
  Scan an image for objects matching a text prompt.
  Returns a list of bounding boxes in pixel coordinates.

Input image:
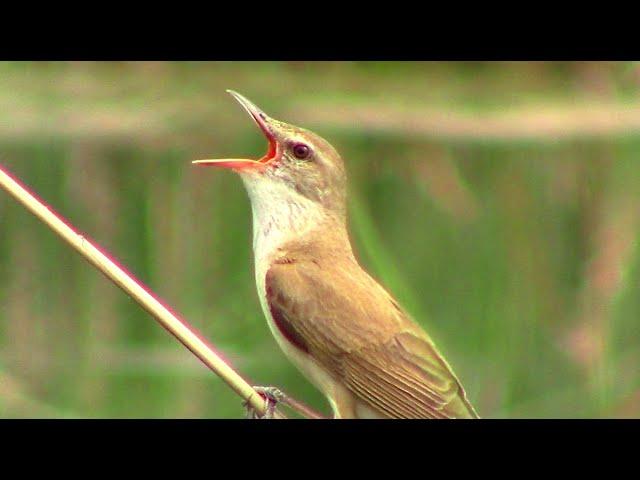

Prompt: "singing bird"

[194,91,479,419]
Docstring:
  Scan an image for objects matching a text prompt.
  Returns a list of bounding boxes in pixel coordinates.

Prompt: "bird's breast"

[264,278,310,354]
[254,258,342,405]
[254,259,308,358]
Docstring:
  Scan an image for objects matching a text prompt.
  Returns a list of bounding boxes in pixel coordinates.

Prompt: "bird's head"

[194,91,347,220]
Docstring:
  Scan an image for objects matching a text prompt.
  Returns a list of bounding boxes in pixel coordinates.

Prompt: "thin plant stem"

[0,163,307,419]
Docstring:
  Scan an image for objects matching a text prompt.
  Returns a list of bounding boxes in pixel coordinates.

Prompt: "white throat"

[240,174,325,266]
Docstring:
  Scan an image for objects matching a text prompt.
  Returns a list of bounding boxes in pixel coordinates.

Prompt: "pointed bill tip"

[225,89,241,101]
[225,90,268,119]
[226,89,247,102]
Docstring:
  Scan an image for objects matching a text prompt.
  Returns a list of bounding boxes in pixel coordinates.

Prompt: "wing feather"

[265,257,478,419]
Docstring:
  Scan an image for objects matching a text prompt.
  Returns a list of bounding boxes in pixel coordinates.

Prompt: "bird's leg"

[244,386,285,419]
[244,385,327,419]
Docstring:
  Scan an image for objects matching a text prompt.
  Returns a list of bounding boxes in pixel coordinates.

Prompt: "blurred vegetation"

[1,61,640,418]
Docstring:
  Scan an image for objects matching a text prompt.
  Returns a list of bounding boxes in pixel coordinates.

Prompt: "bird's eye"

[292,143,311,160]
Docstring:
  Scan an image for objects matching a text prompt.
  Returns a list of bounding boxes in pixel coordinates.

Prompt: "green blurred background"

[1,61,640,418]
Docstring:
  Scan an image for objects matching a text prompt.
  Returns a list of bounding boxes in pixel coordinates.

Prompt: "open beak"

[192,90,278,171]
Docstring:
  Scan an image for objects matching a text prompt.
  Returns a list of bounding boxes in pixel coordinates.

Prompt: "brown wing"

[265,257,478,419]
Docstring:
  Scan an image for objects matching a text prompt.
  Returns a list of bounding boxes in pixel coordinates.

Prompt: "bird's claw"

[244,386,287,419]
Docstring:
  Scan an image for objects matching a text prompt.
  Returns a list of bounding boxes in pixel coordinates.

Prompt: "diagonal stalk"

[0,163,322,419]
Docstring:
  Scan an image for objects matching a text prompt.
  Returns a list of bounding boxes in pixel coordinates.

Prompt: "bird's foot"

[244,386,288,419]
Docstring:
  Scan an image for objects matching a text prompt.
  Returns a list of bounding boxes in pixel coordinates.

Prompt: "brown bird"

[194,91,479,419]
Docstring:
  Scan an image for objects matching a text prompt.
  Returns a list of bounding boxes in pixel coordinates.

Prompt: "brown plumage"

[265,234,478,419]
[194,90,479,419]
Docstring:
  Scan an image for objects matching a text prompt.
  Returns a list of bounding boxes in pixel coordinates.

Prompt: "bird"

[193,90,479,419]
